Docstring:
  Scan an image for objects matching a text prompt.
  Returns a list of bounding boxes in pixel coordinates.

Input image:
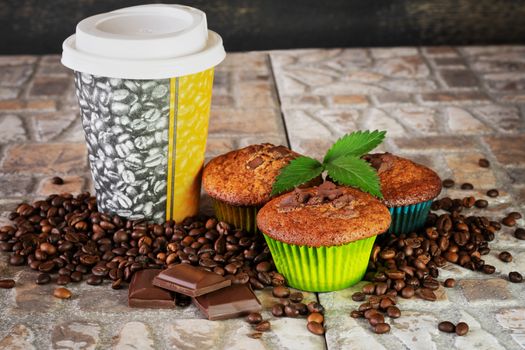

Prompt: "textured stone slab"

[454,310,506,350]
[36,175,85,195]
[0,115,27,143]
[471,105,524,133]
[209,108,283,135]
[0,99,57,112]
[52,322,101,350]
[484,135,525,166]
[0,65,33,87]
[459,279,513,302]
[393,136,478,151]
[29,76,71,97]
[495,308,525,348]
[0,175,33,197]
[0,324,36,350]
[446,107,490,134]
[33,112,77,142]
[391,311,440,350]
[114,322,155,350]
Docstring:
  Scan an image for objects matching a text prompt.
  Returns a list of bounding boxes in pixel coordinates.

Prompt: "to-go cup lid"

[61,4,225,79]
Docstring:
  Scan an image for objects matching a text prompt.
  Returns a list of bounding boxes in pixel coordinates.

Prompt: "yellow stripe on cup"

[165,68,214,222]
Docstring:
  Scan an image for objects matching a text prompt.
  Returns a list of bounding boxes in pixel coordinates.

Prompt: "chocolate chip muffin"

[202,143,303,233]
[257,181,391,292]
[363,153,442,234]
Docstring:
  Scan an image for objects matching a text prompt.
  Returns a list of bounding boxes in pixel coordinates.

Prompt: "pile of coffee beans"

[0,192,280,292]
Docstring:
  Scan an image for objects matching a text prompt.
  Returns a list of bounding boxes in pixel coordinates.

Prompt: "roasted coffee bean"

[368,313,385,326]
[246,312,263,324]
[51,176,64,185]
[284,305,299,318]
[416,288,437,301]
[307,321,325,335]
[256,261,271,272]
[295,302,309,316]
[362,283,376,294]
[373,323,390,334]
[9,254,24,266]
[254,321,271,332]
[36,273,51,285]
[474,199,488,209]
[455,322,469,336]
[307,312,324,324]
[307,302,325,314]
[508,212,522,220]
[478,158,490,168]
[70,271,83,283]
[509,271,523,283]
[498,251,512,263]
[502,216,516,227]
[350,310,363,318]
[486,189,499,198]
[444,278,456,288]
[272,285,290,298]
[86,275,103,285]
[248,332,263,339]
[379,297,395,310]
[482,264,495,274]
[438,321,455,333]
[460,183,474,190]
[401,286,415,298]
[289,292,303,303]
[386,306,401,318]
[40,242,57,255]
[442,179,455,188]
[515,228,525,240]
[56,275,71,285]
[38,261,56,273]
[352,292,366,302]
[0,279,15,289]
[53,287,72,299]
[272,303,285,317]
[111,278,123,290]
[422,278,439,290]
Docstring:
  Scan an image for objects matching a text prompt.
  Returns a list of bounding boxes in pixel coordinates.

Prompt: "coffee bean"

[509,271,523,283]
[40,242,57,255]
[53,287,72,299]
[416,288,437,301]
[112,279,123,290]
[455,322,469,336]
[284,305,299,318]
[386,306,401,318]
[362,283,376,294]
[36,273,51,285]
[498,251,512,263]
[246,312,263,324]
[248,332,263,339]
[474,200,488,209]
[444,278,456,288]
[51,176,64,185]
[272,303,284,317]
[515,228,525,240]
[460,183,474,190]
[368,313,385,326]
[482,264,495,274]
[86,275,103,285]
[38,261,56,273]
[350,310,363,318]
[9,254,24,266]
[289,292,303,303]
[442,179,455,188]
[502,216,516,227]
[509,212,522,220]
[486,189,499,198]
[56,275,71,285]
[400,286,415,298]
[307,312,324,324]
[438,321,455,333]
[478,158,490,168]
[352,292,366,302]
[307,321,325,335]
[295,302,309,316]
[0,279,15,289]
[254,321,271,332]
[256,261,271,272]
[307,302,325,314]
[272,285,290,298]
[373,323,390,334]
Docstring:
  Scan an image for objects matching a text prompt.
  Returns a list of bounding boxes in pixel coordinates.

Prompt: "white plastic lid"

[61,4,225,79]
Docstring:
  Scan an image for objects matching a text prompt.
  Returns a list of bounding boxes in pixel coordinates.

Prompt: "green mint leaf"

[271,156,324,196]
[325,155,383,198]
[323,130,386,163]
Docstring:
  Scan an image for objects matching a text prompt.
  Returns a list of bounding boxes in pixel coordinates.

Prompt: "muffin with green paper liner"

[256,130,389,291]
[257,181,391,292]
[362,153,442,234]
[202,143,311,233]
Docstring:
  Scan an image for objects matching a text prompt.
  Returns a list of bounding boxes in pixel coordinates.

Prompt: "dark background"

[1,0,525,54]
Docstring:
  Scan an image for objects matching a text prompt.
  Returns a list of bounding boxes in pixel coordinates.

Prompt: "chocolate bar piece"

[153,263,231,297]
[193,283,262,321]
[128,269,175,308]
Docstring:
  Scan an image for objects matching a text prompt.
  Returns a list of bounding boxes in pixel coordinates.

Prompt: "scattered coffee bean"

[36,273,51,285]
[307,321,325,335]
[9,254,24,266]
[416,288,437,301]
[246,312,263,324]
[86,275,103,285]
[455,322,469,336]
[53,287,72,299]
[373,323,390,334]
[478,158,490,168]
[438,321,455,333]
[272,285,290,298]
[307,302,325,314]
[350,310,363,318]
[502,216,516,227]
[272,303,285,317]
[51,176,64,185]
[482,264,495,274]
[307,312,324,324]
[474,199,488,209]
[515,228,525,240]
[508,212,522,220]
[284,305,299,318]
[56,275,71,285]
[254,321,271,332]
[498,251,512,263]
[386,306,401,318]
[352,292,366,302]
[400,286,415,299]
[509,271,523,283]
[0,279,15,289]
[368,313,385,326]
[442,179,455,188]
[486,189,499,198]
[289,292,303,303]
[460,183,474,190]
[444,278,456,288]
[362,283,376,294]
[111,279,122,290]
[248,332,263,339]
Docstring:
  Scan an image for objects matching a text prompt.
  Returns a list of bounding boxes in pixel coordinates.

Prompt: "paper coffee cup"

[61,4,225,222]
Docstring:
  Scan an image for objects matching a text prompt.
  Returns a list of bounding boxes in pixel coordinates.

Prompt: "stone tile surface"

[0,47,525,349]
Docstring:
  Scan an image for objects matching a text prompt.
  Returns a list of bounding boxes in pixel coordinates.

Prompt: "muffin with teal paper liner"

[362,153,442,234]
[257,181,391,292]
[202,144,307,233]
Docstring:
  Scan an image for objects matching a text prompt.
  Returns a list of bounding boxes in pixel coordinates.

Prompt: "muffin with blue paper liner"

[362,153,441,234]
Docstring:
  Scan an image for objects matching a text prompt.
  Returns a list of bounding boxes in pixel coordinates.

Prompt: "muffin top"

[203,144,302,206]
[257,182,391,247]
[362,153,442,207]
